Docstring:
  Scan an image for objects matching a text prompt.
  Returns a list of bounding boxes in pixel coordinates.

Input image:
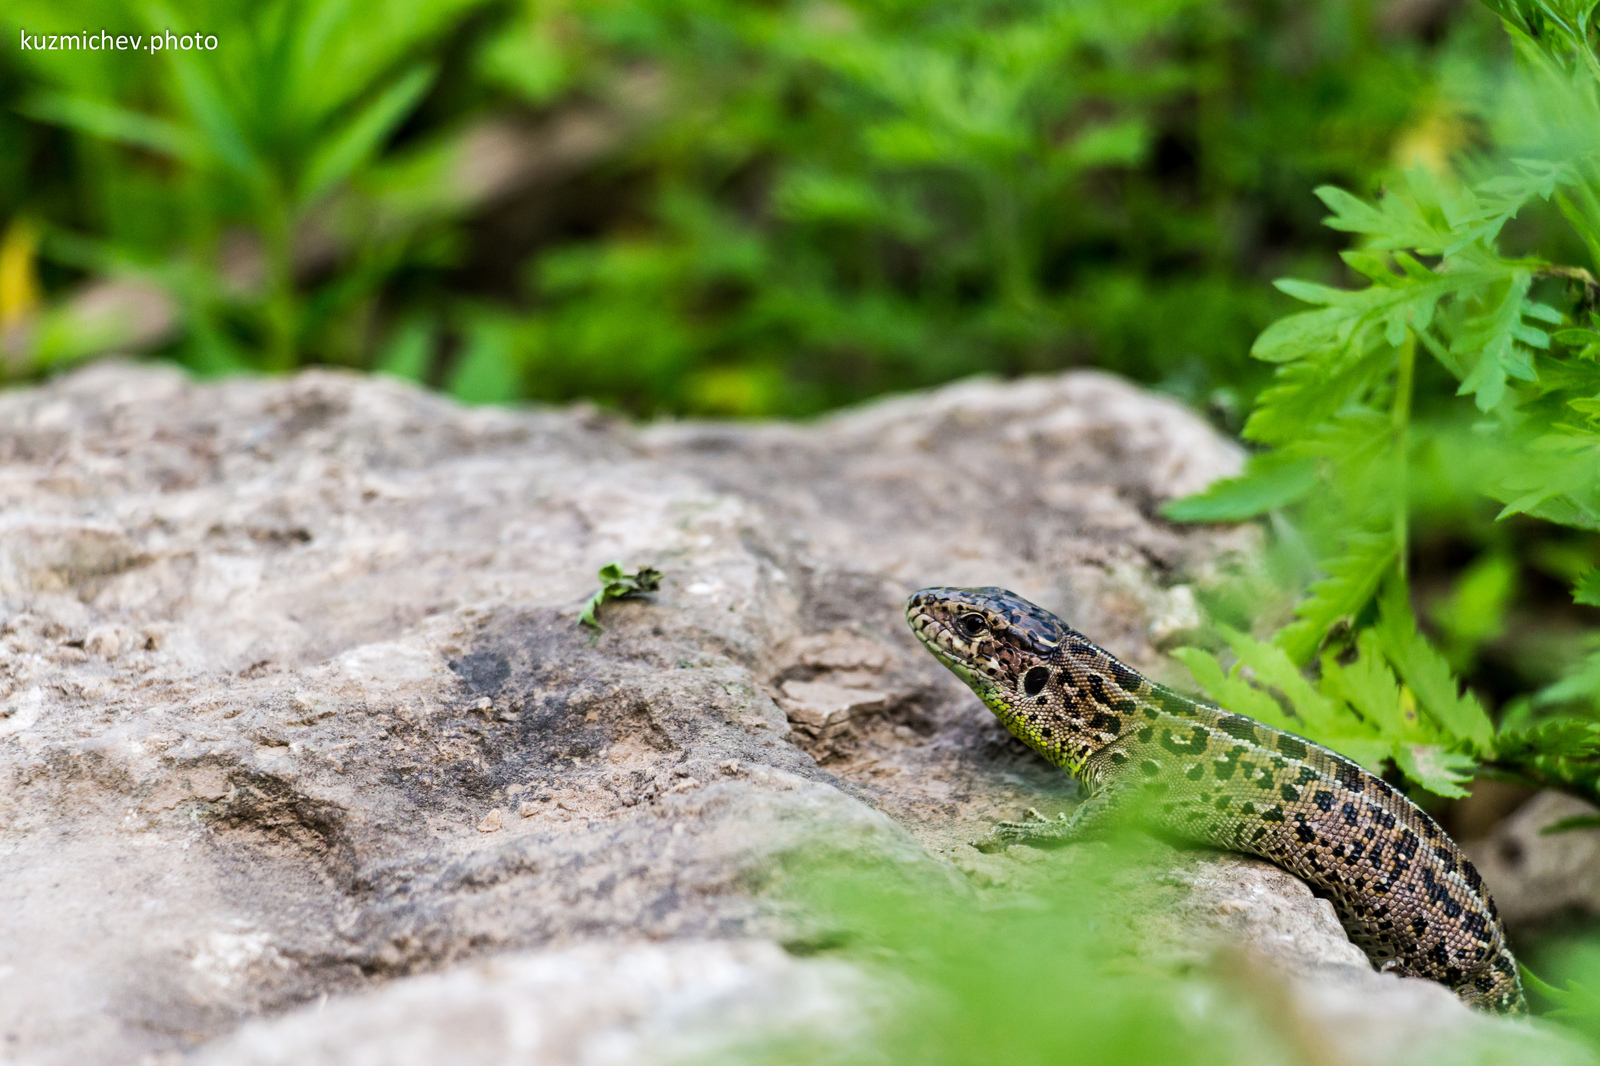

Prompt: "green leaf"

[1319,630,1422,740]
[579,562,664,631]
[1519,965,1600,1022]
[22,94,199,160]
[1374,583,1495,753]
[1277,532,1397,664]
[162,40,262,181]
[1539,815,1600,835]
[1575,568,1600,606]
[1243,347,1390,446]
[1498,716,1600,758]
[1272,279,1349,307]
[375,319,433,382]
[1433,552,1516,649]
[1314,182,1454,253]
[1218,625,1353,735]
[1392,744,1476,798]
[1162,454,1317,522]
[1066,120,1149,169]
[1339,250,1400,286]
[447,316,522,404]
[1451,270,1535,411]
[1535,650,1600,709]
[1251,305,1355,363]
[1170,647,1297,731]
[1317,734,1396,772]
[299,63,437,204]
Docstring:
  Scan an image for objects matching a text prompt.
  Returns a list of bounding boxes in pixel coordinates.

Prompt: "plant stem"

[262,188,298,373]
[1392,330,1415,579]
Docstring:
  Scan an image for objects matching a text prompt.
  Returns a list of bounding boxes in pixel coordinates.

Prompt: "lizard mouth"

[906,604,981,681]
[906,606,953,653]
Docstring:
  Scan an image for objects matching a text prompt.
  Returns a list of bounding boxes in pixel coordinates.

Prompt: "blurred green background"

[0,0,1497,421]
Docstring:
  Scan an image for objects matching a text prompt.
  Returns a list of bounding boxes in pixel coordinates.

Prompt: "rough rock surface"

[1467,791,1600,928]
[189,940,875,1066]
[0,364,1584,1065]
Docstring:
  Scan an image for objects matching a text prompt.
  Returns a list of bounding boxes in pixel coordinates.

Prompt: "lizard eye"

[957,613,987,637]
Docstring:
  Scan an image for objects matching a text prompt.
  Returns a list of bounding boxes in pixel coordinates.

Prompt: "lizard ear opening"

[1022,666,1050,696]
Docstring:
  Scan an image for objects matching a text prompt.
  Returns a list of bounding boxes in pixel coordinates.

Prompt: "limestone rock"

[0,363,1571,1065]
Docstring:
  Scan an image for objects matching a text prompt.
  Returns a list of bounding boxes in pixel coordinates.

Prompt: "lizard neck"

[986,640,1197,777]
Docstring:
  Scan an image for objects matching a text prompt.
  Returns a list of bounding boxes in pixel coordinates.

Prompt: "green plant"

[468,0,1463,415]
[1166,0,1600,807]
[0,0,1495,410]
[721,836,1582,1066]
[3,0,485,376]
[578,561,663,632]
[736,838,1294,1066]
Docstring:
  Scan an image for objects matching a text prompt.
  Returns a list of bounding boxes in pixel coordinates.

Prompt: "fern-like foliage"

[1166,0,1600,806]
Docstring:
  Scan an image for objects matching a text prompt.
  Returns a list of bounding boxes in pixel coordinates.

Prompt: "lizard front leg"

[989,780,1132,846]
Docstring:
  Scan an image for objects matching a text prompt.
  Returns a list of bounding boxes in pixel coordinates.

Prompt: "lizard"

[905,585,1526,1014]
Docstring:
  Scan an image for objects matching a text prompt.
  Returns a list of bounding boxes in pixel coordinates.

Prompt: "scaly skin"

[906,586,1525,1014]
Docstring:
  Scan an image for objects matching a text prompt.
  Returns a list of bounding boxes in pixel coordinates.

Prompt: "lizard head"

[905,586,1069,711]
[906,586,1134,771]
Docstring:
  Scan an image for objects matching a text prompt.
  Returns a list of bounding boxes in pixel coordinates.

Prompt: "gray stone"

[1466,791,1600,928]
[0,363,1581,1065]
[186,940,874,1066]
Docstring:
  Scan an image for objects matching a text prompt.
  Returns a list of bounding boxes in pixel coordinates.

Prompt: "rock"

[1466,791,1600,929]
[1173,854,1584,1066]
[0,363,1572,1065]
[187,941,872,1066]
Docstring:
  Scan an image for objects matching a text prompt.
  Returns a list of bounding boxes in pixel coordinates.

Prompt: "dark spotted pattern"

[905,586,1525,1015]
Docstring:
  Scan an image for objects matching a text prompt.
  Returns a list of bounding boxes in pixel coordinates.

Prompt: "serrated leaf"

[1318,734,1395,772]
[1315,186,1389,233]
[1393,743,1476,798]
[1393,252,1435,282]
[1277,532,1397,664]
[1319,630,1424,740]
[1162,454,1317,522]
[1340,250,1399,285]
[1575,568,1600,606]
[1498,717,1600,758]
[1452,270,1535,411]
[1315,183,1454,252]
[1170,647,1296,731]
[1218,626,1354,735]
[1243,347,1390,446]
[1374,583,1495,753]
[1251,305,1358,364]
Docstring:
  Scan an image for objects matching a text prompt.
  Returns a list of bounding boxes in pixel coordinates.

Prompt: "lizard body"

[906,586,1525,1014]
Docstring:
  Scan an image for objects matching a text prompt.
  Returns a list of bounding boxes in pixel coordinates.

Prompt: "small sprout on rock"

[578,562,663,632]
